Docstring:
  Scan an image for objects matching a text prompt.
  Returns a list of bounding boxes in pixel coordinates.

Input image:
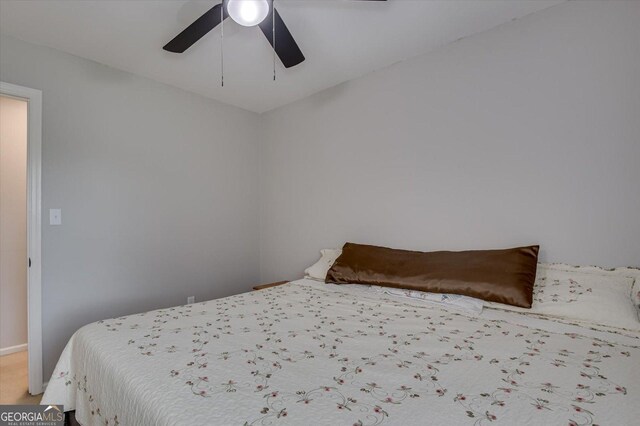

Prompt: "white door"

[0,82,43,396]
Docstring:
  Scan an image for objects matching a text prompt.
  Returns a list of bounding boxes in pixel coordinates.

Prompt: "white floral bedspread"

[42,280,640,426]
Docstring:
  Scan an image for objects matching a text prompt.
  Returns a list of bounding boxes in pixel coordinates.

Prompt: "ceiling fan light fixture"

[227,0,270,27]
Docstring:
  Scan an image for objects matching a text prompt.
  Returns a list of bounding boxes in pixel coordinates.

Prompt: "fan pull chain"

[221,3,224,87]
[273,0,276,82]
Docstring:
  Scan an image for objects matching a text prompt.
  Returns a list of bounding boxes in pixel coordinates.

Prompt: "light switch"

[49,209,62,225]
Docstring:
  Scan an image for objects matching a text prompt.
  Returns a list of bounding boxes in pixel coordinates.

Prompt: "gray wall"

[0,95,28,350]
[259,0,640,282]
[0,36,260,378]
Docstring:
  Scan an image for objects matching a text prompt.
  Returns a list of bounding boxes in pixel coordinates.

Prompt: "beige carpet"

[0,351,42,405]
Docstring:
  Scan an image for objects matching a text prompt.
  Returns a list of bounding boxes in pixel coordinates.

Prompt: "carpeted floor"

[0,351,42,405]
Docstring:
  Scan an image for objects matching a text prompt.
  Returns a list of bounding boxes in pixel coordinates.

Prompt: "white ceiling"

[0,0,564,113]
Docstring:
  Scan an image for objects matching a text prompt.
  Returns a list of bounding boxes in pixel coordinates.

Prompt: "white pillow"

[377,286,484,315]
[304,248,342,281]
[486,263,640,330]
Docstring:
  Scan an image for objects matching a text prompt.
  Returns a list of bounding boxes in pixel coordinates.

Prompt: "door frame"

[1,81,43,395]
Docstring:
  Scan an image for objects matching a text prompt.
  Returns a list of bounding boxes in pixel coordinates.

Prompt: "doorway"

[0,82,42,400]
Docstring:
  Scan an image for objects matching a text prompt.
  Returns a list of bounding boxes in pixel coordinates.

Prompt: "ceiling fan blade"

[258,7,305,69]
[163,3,228,53]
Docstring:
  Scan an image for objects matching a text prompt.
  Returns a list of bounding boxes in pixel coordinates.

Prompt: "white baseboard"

[0,343,27,356]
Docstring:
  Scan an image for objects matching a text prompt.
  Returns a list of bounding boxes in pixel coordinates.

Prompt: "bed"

[43,277,640,425]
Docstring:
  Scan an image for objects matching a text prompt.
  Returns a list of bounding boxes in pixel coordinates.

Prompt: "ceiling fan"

[164,0,388,69]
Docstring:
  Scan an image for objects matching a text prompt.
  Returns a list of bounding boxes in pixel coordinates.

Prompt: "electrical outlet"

[187,296,195,304]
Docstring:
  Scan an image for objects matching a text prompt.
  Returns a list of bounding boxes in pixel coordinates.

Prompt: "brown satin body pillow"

[325,243,539,308]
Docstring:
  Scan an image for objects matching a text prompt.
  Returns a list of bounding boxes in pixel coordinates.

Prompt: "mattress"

[42,279,640,425]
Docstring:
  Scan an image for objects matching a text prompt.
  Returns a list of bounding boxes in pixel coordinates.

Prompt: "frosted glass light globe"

[227,0,270,27]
